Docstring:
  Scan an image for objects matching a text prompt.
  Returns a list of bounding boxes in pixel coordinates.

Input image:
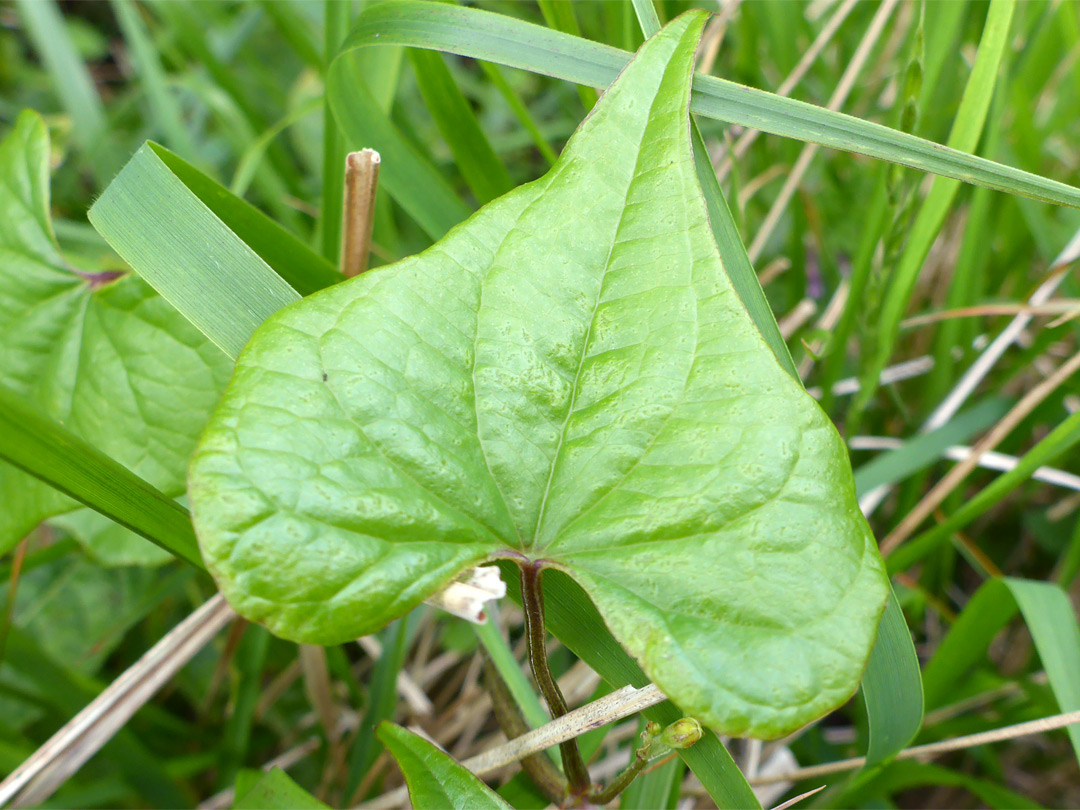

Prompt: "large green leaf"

[378,723,512,810]
[0,110,230,560]
[188,13,888,739]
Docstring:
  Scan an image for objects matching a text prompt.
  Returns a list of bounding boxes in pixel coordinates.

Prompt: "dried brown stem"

[341,149,380,278]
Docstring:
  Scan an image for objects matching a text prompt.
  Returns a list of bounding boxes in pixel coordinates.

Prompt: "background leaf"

[0,111,229,560]
[232,767,327,810]
[378,723,512,810]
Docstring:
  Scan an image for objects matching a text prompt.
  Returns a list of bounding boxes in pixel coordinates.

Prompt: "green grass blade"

[0,383,203,570]
[862,589,924,768]
[146,143,339,295]
[111,0,200,161]
[345,619,411,801]
[922,578,1080,762]
[537,0,598,109]
[230,96,323,198]
[477,61,558,166]
[888,409,1080,573]
[327,48,472,240]
[150,0,306,198]
[217,625,271,789]
[13,0,112,183]
[257,0,324,72]
[1004,578,1080,760]
[337,2,1080,208]
[89,143,305,359]
[842,761,1041,810]
[409,49,513,205]
[320,0,350,265]
[619,747,683,810]
[852,399,1011,495]
[857,0,1016,415]
[473,610,549,731]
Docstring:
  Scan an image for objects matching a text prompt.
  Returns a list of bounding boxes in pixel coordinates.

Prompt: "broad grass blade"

[0,383,203,570]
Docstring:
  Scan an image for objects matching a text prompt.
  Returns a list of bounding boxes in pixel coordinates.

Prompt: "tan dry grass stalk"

[341,149,381,278]
[0,594,236,807]
[357,683,666,810]
[750,709,1080,786]
[880,348,1080,555]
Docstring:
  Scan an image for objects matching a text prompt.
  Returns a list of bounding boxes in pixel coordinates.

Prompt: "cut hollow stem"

[519,563,592,797]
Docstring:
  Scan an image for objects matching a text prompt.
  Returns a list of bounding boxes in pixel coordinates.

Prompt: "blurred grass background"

[1,1,1080,807]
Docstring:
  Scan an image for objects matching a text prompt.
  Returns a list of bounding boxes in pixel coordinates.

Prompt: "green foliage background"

[1,1,1079,808]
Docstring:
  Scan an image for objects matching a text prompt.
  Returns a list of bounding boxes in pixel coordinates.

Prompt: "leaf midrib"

[529,42,687,554]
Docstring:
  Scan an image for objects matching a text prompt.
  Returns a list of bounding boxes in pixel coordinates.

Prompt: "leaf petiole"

[520,563,592,798]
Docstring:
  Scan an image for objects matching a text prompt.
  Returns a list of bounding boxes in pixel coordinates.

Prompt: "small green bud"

[660,717,702,749]
[643,721,662,739]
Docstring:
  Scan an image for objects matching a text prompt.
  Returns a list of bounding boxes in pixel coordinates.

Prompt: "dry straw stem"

[357,683,666,810]
[354,683,1080,809]
[860,227,1080,518]
[811,355,935,401]
[849,436,1080,492]
[880,348,1080,555]
[341,149,381,278]
[770,784,826,810]
[0,594,236,808]
[750,708,1080,786]
[901,300,1080,328]
[695,0,741,75]
[713,0,860,183]
[747,0,899,263]
[924,228,1080,431]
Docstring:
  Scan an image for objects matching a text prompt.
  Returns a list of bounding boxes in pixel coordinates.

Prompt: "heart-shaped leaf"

[0,110,230,563]
[189,12,888,738]
[378,723,512,810]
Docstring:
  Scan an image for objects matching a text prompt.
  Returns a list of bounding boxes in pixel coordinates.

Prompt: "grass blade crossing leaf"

[334,2,1080,208]
[89,144,305,359]
[640,0,923,771]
